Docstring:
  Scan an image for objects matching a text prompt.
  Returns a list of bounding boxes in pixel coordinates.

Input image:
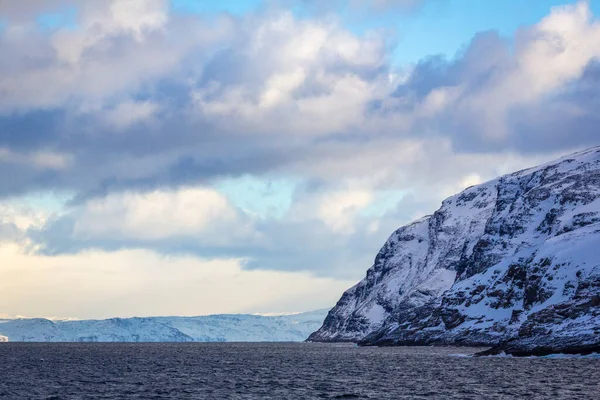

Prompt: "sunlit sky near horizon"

[1,0,600,319]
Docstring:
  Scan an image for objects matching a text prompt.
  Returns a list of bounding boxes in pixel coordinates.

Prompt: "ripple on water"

[0,343,598,399]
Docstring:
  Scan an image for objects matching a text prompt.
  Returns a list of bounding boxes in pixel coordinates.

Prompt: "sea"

[0,343,598,399]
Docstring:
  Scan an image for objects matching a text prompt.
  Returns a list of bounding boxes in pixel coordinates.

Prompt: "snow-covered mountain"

[0,310,327,342]
[309,146,600,355]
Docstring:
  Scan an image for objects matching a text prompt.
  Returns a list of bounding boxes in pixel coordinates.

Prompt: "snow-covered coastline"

[0,310,327,343]
[310,146,600,356]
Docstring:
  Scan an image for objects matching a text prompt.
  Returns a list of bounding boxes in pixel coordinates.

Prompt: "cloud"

[71,188,247,241]
[387,2,600,153]
[295,0,425,14]
[0,2,393,199]
[0,147,71,169]
[29,142,552,279]
[0,1,596,201]
[29,182,386,277]
[0,0,73,22]
[0,0,599,295]
[0,242,355,318]
[0,222,19,242]
[102,100,159,129]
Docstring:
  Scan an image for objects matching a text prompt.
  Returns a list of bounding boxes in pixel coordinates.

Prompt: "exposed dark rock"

[309,145,600,356]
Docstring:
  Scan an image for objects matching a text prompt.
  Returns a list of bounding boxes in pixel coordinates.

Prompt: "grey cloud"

[26,144,521,280]
[506,61,600,153]
[0,0,75,22]
[0,221,20,242]
[0,3,393,198]
[2,0,600,280]
[386,16,600,153]
[29,194,409,279]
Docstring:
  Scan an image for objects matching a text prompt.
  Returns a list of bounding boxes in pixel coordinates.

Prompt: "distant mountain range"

[0,310,327,342]
[310,146,600,356]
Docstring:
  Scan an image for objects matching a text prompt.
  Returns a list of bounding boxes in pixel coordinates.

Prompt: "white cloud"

[0,242,354,318]
[0,147,71,170]
[520,2,600,96]
[0,205,40,233]
[190,11,388,136]
[410,2,600,140]
[50,0,169,63]
[288,186,375,234]
[0,0,599,317]
[0,0,233,111]
[259,67,306,108]
[317,188,374,233]
[103,100,159,129]
[72,187,249,242]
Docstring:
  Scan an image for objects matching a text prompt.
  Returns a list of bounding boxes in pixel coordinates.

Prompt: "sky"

[1,0,600,319]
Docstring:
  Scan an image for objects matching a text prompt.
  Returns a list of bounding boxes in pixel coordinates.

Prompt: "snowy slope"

[310,146,600,355]
[0,310,327,343]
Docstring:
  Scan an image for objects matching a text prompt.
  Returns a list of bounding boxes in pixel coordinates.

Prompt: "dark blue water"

[0,343,598,399]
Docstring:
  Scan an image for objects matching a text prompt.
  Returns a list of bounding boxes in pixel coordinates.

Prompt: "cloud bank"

[1,0,599,316]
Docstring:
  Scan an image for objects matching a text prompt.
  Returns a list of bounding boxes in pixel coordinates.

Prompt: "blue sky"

[34,0,600,64]
[171,0,264,15]
[387,0,600,62]
[171,0,600,63]
[1,0,599,318]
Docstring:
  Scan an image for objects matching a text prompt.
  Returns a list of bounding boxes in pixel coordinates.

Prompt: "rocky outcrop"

[309,146,600,355]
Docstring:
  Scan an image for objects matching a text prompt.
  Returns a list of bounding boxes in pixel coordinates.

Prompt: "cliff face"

[309,146,600,354]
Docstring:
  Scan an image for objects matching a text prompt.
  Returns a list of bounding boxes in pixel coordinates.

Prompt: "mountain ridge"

[309,145,600,356]
[0,309,328,343]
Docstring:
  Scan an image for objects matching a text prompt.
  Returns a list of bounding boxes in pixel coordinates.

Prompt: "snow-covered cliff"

[0,310,327,343]
[309,146,600,355]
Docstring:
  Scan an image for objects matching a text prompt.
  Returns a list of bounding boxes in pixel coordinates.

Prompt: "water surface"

[0,343,597,399]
